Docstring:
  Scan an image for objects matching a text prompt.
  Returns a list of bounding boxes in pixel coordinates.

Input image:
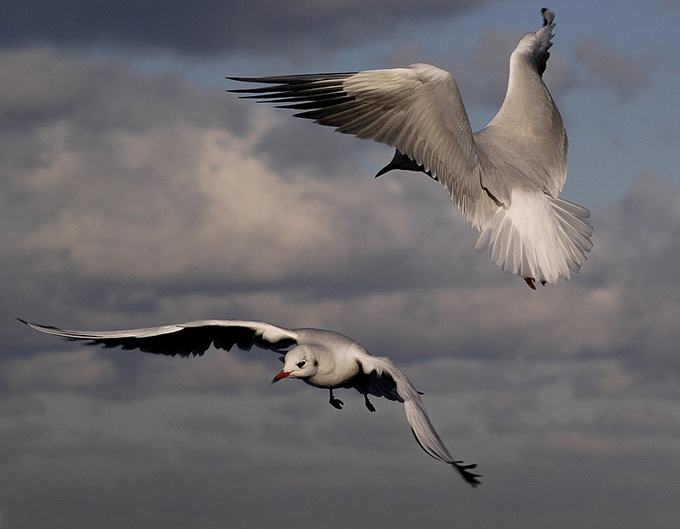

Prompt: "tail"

[474,191,593,285]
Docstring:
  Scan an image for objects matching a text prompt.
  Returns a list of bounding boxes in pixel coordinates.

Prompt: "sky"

[1,0,680,527]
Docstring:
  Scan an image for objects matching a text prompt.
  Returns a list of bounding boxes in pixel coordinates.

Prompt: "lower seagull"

[20,318,481,487]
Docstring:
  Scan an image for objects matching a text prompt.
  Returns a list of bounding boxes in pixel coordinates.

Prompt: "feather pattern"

[229,9,592,287]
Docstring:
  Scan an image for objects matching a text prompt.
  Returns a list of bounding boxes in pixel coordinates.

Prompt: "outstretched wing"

[229,64,486,220]
[358,354,481,487]
[19,319,299,357]
[477,9,567,202]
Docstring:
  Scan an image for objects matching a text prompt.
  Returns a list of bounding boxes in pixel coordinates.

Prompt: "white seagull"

[228,8,593,289]
[20,318,481,487]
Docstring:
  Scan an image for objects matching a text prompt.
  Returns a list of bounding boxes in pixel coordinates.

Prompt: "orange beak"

[272,370,291,383]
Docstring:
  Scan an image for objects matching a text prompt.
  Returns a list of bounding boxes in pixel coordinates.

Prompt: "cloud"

[4,47,680,373]
[3,348,116,391]
[3,40,680,529]
[0,0,487,56]
[1,48,485,339]
[542,429,621,455]
[0,48,249,131]
[573,38,651,100]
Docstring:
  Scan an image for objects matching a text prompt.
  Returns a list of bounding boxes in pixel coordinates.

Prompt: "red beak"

[272,370,291,383]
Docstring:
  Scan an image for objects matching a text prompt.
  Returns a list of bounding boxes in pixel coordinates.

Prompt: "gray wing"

[229,64,486,221]
[19,319,299,357]
[358,354,481,487]
[475,9,567,204]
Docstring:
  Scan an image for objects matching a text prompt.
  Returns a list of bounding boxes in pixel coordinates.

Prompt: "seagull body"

[228,8,593,288]
[20,318,480,487]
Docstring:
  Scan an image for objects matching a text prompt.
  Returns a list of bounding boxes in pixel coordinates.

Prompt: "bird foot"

[364,397,376,413]
[523,277,547,289]
[329,397,344,410]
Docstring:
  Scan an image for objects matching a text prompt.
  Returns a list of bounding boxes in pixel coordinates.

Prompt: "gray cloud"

[0,0,486,56]
[3,47,679,369]
[2,39,680,529]
[573,38,651,100]
[0,48,249,134]
[2,357,679,528]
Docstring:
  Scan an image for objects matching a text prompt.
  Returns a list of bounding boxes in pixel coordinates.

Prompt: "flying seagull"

[228,8,592,289]
[20,318,481,487]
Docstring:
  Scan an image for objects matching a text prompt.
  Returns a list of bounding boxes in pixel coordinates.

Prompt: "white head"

[271,346,319,383]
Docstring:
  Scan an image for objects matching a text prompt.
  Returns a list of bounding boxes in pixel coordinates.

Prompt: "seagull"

[228,8,593,289]
[19,318,481,487]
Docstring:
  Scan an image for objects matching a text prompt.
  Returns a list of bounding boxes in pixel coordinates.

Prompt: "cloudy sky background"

[2,0,680,527]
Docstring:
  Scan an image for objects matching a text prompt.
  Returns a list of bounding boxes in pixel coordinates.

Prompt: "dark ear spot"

[314,359,319,367]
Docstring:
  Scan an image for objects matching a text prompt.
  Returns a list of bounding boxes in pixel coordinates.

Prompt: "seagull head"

[272,346,319,383]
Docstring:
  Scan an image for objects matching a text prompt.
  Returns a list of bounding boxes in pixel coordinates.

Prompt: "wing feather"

[19,319,299,357]
[228,64,487,224]
[358,354,481,487]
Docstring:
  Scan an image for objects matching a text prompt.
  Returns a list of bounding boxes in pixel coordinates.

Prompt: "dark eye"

[297,360,306,368]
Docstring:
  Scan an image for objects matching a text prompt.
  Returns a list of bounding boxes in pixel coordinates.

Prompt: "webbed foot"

[329,391,344,410]
[364,395,376,413]
[524,277,546,289]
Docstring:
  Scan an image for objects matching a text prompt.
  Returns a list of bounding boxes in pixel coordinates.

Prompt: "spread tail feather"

[474,192,593,285]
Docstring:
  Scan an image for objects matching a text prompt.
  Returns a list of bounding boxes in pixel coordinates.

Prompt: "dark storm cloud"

[0,0,486,55]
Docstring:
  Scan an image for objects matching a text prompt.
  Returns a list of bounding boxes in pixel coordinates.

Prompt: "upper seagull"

[228,8,593,289]
[20,318,481,487]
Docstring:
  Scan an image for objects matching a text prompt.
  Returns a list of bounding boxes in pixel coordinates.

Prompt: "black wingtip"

[17,318,58,331]
[541,7,555,26]
[16,317,44,329]
[452,461,482,487]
